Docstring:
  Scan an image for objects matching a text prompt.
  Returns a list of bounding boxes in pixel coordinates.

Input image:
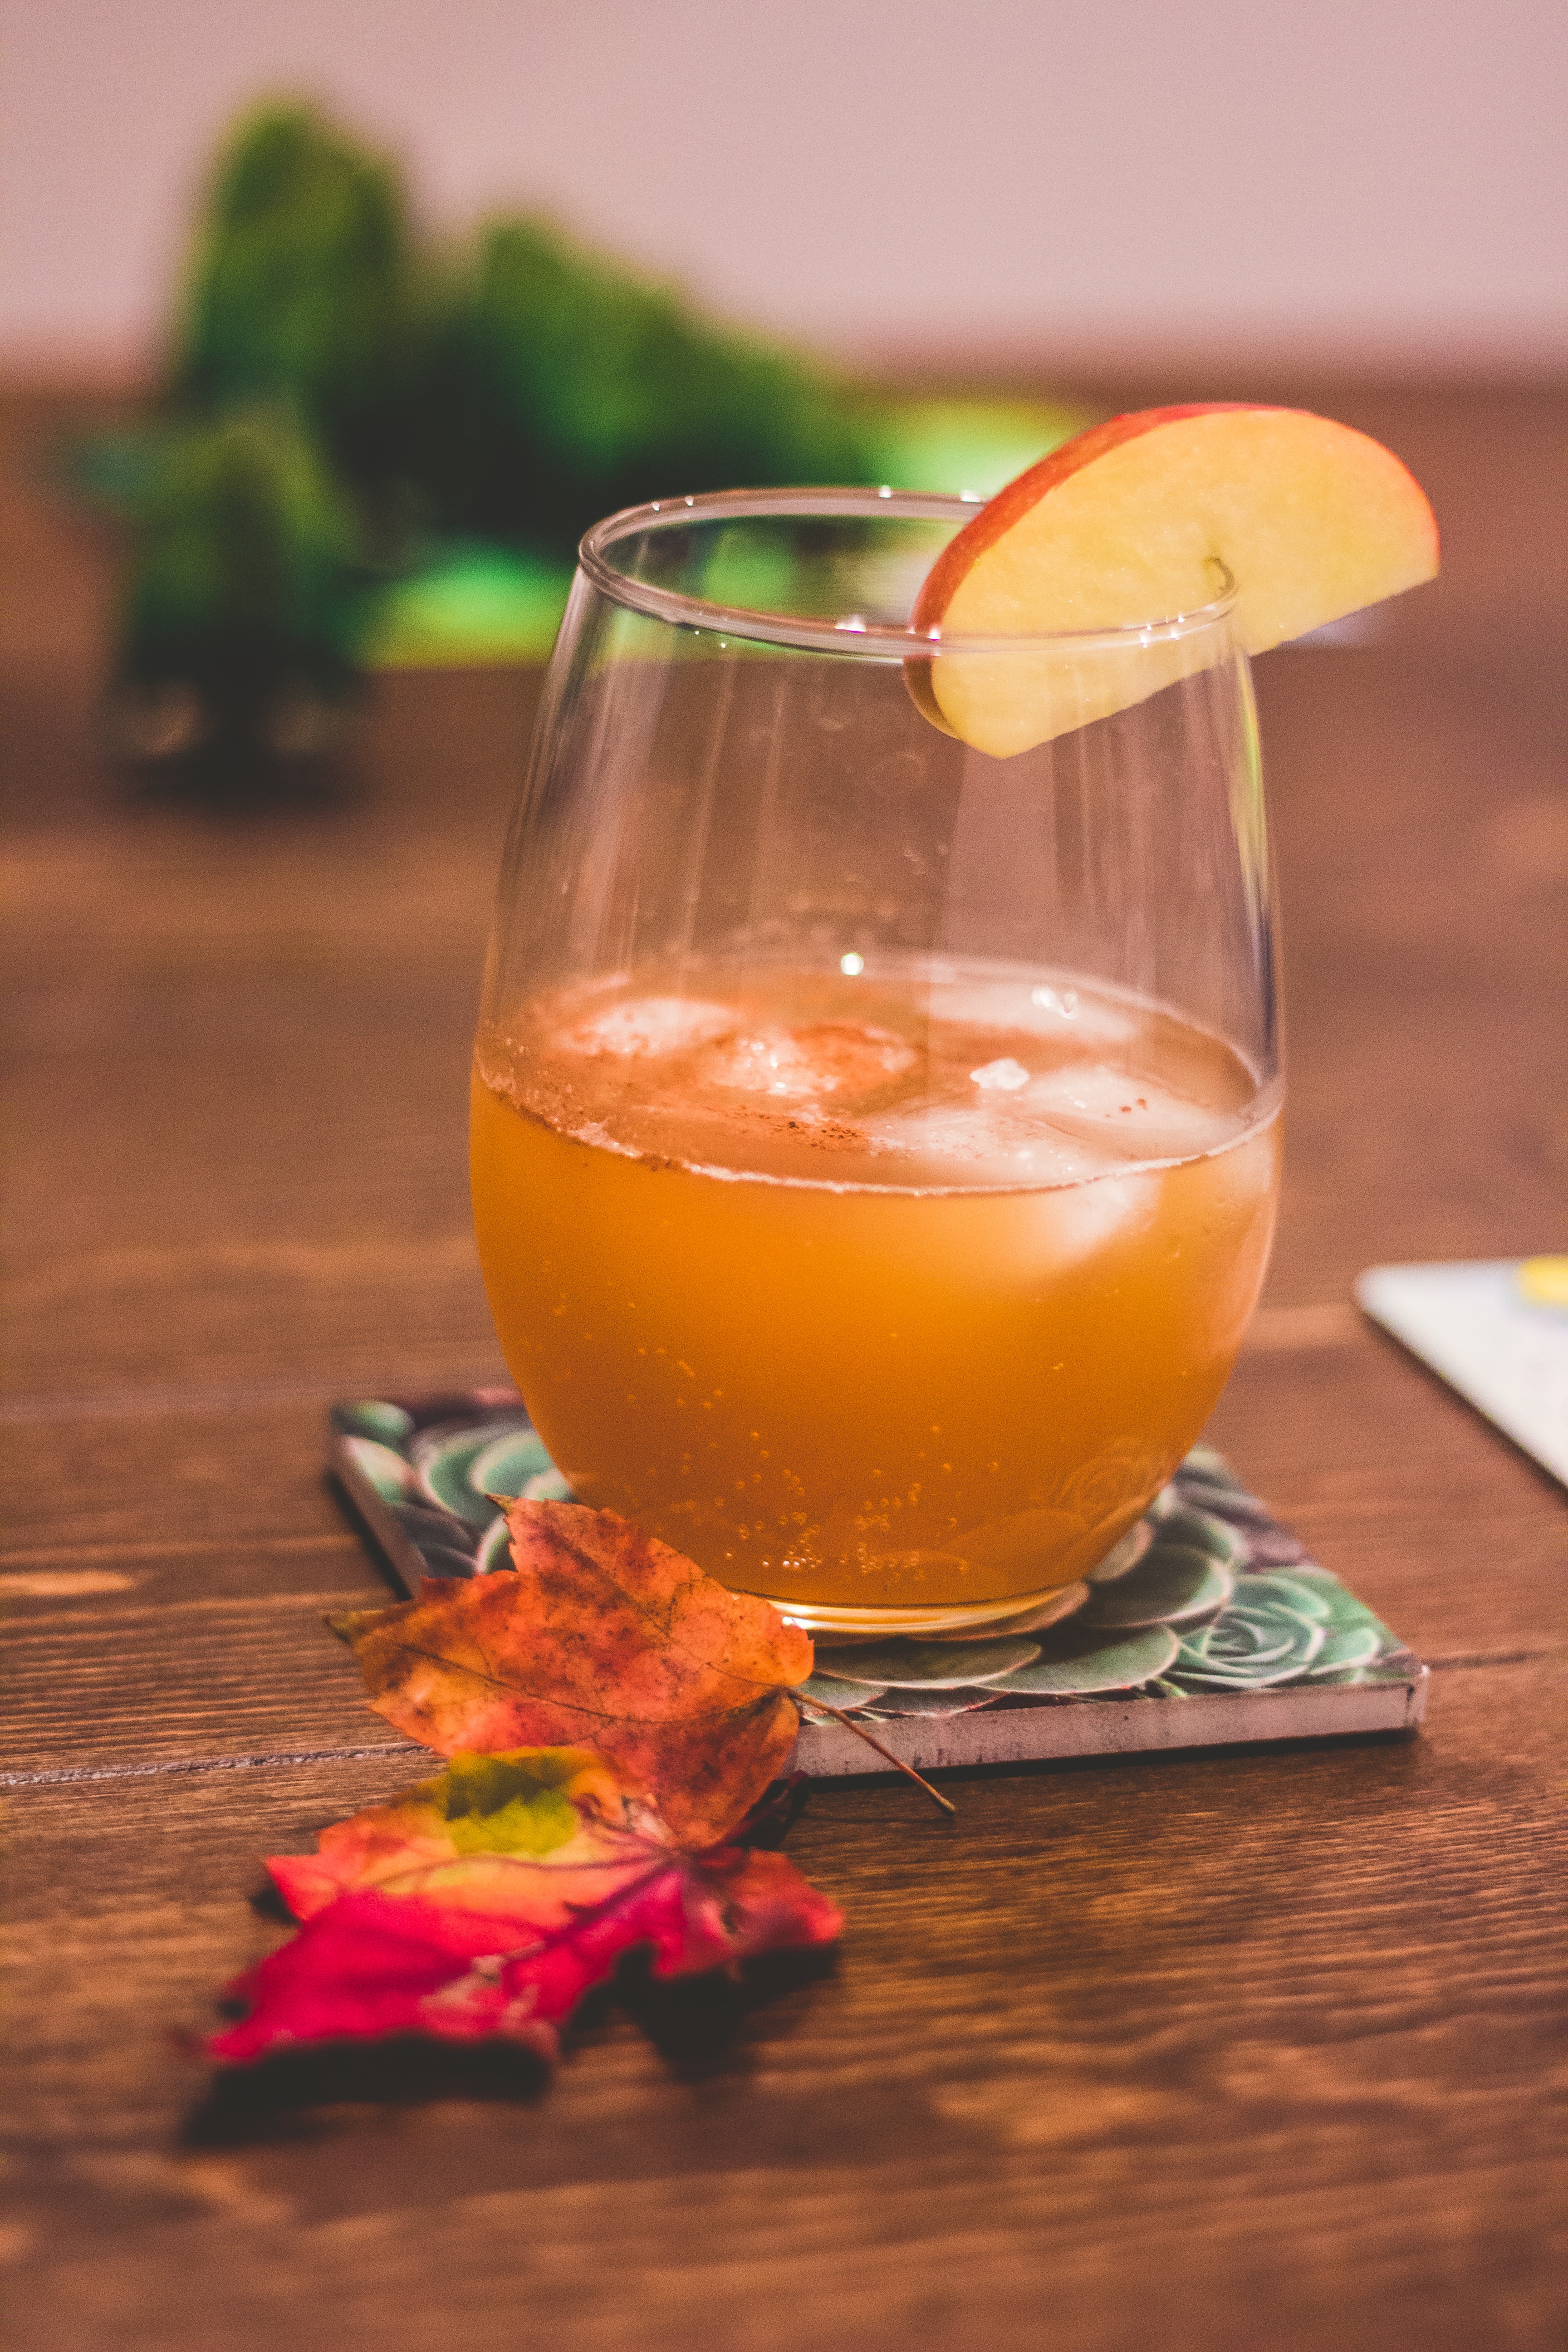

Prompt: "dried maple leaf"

[331,1501,814,1842]
[212,1748,839,2066]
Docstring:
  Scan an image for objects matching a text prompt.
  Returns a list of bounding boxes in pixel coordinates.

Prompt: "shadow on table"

[120,735,362,817]
[183,1944,838,2146]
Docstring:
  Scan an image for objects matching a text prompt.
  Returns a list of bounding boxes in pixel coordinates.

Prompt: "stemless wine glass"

[471,489,1281,1636]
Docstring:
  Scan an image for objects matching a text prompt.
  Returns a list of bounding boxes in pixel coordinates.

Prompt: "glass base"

[740,1575,1090,1643]
[738,1520,1153,1642]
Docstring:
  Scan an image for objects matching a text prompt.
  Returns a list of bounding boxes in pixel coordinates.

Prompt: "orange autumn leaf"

[331,1501,813,1843]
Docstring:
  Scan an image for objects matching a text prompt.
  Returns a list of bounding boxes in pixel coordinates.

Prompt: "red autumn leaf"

[331,1501,814,1843]
[212,1748,839,2067]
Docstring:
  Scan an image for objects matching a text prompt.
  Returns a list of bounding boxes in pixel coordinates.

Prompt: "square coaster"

[328,1393,1426,1777]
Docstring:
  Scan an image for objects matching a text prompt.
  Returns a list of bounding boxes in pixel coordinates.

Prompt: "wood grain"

[4,1660,1563,2352]
[1,377,1564,2352]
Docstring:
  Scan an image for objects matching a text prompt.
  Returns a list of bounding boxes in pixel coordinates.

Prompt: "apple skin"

[908,404,1439,755]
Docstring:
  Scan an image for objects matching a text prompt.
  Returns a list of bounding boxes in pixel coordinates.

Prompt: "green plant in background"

[85,99,1084,769]
[93,103,421,765]
[176,104,423,500]
[113,405,373,761]
[413,216,872,555]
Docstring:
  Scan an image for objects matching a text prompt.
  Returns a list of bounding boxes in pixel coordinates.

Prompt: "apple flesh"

[909,404,1438,757]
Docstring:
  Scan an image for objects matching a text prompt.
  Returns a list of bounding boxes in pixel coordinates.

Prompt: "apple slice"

[909,404,1438,757]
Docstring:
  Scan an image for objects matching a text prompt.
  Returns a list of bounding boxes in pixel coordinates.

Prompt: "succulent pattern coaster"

[813,1637,1043,1689]
[990,1623,1181,1696]
[796,1672,889,1712]
[1075,1544,1233,1633]
[860,1685,1009,1720]
[329,1399,1426,1766]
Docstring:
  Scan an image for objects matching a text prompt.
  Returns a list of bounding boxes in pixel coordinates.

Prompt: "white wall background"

[4,0,1565,373]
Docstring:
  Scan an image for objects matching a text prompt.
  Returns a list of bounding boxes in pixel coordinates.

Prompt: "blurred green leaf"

[410,215,874,554]
[176,101,421,484]
[114,405,373,745]
[370,542,574,666]
[864,397,1085,496]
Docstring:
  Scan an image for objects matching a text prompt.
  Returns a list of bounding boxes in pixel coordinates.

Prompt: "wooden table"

[4,380,1564,2352]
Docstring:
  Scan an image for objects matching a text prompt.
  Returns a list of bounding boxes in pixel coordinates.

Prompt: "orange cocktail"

[470,485,1288,1634]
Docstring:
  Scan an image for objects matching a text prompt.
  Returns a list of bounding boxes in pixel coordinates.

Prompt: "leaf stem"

[796,1698,956,1815]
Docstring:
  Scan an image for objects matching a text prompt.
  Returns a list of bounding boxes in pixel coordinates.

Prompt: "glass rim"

[577,485,1237,657]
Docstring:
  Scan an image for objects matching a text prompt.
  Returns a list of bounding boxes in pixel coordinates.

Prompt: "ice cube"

[562,996,735,1058]
[1026,1064,1227,1157]
[866,1104,1104,1183]
[970,1057,1031,1092]
[1011,1172,1154,1269]
[1030,984,1079,1018]
[704,1023,916,1102]
[933,979,1136,1047]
